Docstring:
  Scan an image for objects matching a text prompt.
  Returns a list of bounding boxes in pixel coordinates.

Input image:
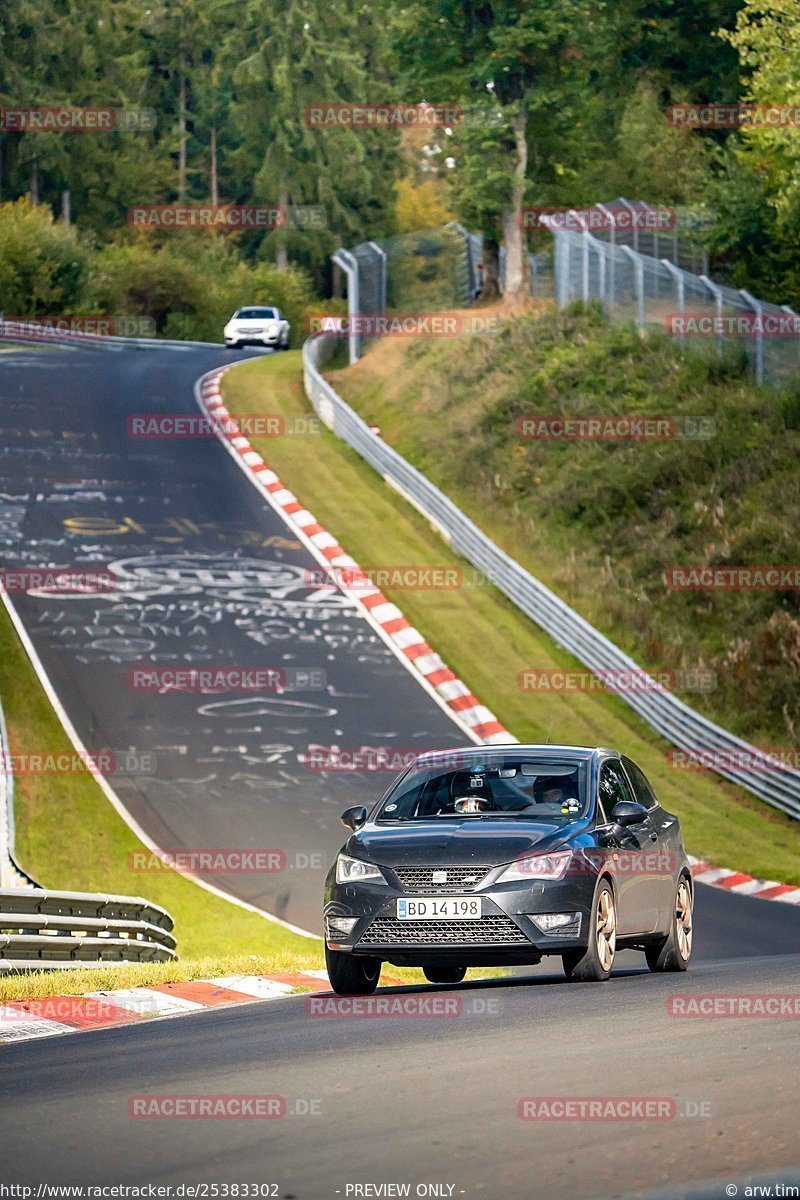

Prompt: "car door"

[596,758,661,935]
[621,756,679,929]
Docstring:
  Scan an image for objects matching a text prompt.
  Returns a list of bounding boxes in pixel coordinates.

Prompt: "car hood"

[230,318,277,327]
[349,818,585,868]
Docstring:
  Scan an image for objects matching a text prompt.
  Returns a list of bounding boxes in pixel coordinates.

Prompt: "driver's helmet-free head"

[533,776,569,805]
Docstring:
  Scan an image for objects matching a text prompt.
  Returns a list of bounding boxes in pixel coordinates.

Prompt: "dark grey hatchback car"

[324,745,694,993]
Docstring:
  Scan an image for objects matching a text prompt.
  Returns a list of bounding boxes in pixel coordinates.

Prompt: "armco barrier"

[302,332,800,821]
[0,888,176,972]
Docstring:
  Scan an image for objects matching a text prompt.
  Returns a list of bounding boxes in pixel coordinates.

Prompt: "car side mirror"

[610,800,649,827]
[341,805,368,831]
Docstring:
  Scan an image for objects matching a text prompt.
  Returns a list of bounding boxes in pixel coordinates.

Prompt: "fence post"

[661,260,685,346]
[739,288,765,384]
[597,241,606,308]
[701,274,724,358]
[620,245,645,331]
[367,241,387,316]
[581,228,591,304]
[554,232,570,308]
[597,203,616,304]
[617,197,639,253]
[330,248,360,364]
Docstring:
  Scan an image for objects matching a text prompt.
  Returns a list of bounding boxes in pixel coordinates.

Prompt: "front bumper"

[325,873,597,966]
[225,331,282,346]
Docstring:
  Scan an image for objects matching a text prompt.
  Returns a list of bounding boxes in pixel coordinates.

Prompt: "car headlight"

[267,322,278,333]
[335,854,386,885]
[498,851,572,882]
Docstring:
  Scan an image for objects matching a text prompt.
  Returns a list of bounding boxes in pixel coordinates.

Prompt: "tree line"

[0,0,798,307]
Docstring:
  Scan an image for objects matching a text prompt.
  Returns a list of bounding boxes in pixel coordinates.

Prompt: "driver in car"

[533,777,580,809]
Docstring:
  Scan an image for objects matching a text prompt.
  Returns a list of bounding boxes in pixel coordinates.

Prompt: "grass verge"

[327,304,800,751]
[223,349,800,885]
[0,953,324,1006]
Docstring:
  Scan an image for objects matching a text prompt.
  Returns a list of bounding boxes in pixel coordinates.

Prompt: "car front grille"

[357,915,529,947]
[392,866,492,893]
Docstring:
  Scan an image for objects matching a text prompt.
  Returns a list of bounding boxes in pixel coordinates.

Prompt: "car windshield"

[376,753,589,822]
[235,307,277,319]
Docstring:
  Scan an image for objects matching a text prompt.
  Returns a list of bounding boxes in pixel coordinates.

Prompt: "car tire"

[562,880,616,982]
[645,875,693,972]
[422,965,467,985]
[325,945,381,995]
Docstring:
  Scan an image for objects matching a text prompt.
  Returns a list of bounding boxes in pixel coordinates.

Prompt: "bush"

[0,199,90,317]
[85,236,317,345]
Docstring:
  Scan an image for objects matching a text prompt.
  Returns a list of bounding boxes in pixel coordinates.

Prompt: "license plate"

[396,897,481,920]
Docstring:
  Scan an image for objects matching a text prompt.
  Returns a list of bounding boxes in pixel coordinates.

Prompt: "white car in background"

[224,306,290,350]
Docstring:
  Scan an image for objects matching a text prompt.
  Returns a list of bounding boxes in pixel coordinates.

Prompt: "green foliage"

[0,199,90,314]
[85,236,315,342]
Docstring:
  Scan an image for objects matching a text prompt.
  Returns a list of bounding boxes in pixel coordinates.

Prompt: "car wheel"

[645,875,693,972]
[325,945,381,995]
[562,881,616,982]
[422,965,467,985]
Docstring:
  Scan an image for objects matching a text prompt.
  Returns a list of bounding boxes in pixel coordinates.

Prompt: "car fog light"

[327,916,358,935]
[529,912,582,937]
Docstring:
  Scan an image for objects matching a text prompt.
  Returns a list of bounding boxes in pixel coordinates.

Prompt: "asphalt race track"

[1,885,799,1197]
[0,341,460,932]
[1,342,799,1198]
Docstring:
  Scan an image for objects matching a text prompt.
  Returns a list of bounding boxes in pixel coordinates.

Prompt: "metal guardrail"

[303,332,800,821]
[0,888,176,972]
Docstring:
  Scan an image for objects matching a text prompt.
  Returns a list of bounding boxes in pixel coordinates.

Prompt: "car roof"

[413,744,613,764]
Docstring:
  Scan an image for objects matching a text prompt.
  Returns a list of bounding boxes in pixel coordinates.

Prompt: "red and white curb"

[0,969,405,1045]
[688,855,800,904]
[197,367,513,746]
